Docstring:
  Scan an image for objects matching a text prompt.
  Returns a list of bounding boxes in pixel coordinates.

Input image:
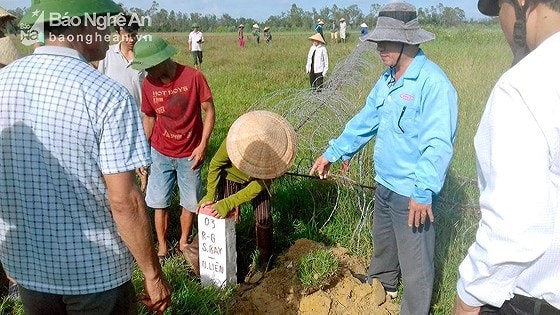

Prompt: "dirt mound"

[231,239,400,314]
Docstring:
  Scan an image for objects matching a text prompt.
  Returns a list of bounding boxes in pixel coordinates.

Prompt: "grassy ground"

[1,25,510,314]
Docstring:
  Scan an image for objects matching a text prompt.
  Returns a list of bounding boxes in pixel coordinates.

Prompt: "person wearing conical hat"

[310,2,457,314]
[263,26,272,45]
[188,23,205,70]
[252,23,260,44]
[0,0,171,313]
[196,111,297,275]
[455,0,560,313]
[314,18,325,42]
[0,6,18,68]
[360,22,368,37]
[238,24,245,47]
[131,35,216,271]
[305,33,328,92]
[339,17,347,43]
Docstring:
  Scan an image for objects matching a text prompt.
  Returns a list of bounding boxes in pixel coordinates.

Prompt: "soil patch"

[230,239,400,314]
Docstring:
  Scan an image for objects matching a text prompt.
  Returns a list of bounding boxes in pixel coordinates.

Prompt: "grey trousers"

[367,184,435,315]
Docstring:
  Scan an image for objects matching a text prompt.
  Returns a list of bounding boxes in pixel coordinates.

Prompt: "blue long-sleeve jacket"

[324,49,458,204]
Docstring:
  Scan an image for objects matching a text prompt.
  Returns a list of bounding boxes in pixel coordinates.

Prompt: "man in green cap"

[132,35,215,269]
[0,0,171,313]
[188,23,204,70]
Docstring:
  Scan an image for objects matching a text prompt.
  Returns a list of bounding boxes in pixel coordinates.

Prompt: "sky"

[0,0,486,21]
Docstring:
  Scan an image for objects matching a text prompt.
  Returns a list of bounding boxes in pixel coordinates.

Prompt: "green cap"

[191,23,199,29]
[131,35,177,71]
[20,0,121,25]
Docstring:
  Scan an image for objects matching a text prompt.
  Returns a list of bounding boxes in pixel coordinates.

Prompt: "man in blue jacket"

[310,2,457,314]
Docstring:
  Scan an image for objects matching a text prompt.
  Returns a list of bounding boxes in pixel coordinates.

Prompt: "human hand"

[309,155,331,179]
[188,145,206,169]
[453,295,481,315]
[138,275,172,314]
[136,167,149,193]
[199,203,221,218]
[407,198,433,227]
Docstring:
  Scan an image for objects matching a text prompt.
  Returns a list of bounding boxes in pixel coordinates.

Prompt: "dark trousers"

[309,72,324,91]
[481,294,560,315]
[18,280,137,315]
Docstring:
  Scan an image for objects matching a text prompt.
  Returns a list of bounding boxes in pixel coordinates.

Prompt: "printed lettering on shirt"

[151,86,190,97]
[162,129,192,140]
[400,93,414,102]
[155,106,165,114]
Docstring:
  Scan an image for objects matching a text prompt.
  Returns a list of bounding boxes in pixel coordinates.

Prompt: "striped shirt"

[0,46,151,294]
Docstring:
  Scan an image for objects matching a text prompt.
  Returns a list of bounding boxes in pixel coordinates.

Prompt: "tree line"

[5,1,495,34]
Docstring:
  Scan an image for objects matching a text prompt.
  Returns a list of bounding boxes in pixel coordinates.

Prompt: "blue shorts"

[145,148,202,212]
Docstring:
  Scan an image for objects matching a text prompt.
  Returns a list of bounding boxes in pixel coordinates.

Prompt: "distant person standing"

[315,19,325,41]
[264,27,272,45]
[188,23,204,70]
[339,18,347,43]
[305,33,328,92]
[238,24,245,47]
[252,24,260,44]
[330,20,339,43]
[360,23,368,37]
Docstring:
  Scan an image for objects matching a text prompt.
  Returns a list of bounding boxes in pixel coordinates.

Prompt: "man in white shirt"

[98,14,145,109]
[188,23,204,70]
[455,0,560,313]
[339,18,347,43]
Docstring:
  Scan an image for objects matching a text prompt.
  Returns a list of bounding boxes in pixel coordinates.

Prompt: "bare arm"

[189,100,215,169]
[105,171,171,313]
[142,115,156,142]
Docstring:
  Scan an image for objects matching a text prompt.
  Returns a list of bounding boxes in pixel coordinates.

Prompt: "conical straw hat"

[0,36,19,68]
[226,111,297,179]
[308,33,325,44]
[0,6,15,27]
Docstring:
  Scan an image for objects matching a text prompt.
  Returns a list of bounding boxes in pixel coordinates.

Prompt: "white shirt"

[98,42,145,107]
[188,30,204,51]
[339,21,347,37]
[305,44,328,76]
[457,32,560,309]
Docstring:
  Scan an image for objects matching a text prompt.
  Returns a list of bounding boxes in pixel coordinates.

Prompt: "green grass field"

[1,25,511,314]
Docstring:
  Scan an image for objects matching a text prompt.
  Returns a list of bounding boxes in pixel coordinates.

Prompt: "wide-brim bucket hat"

[308,33,325,44]
[226,111,297,180]
[20,0,121,25]
[263,27,270,32]
[478,0,499,16]
[252,23,259,28]
[131,35,177,71]
[339,18,345,22]
[238,24,244,28]
[191,23,199,29]
[362,2,435,45]
[0,6,15,27]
